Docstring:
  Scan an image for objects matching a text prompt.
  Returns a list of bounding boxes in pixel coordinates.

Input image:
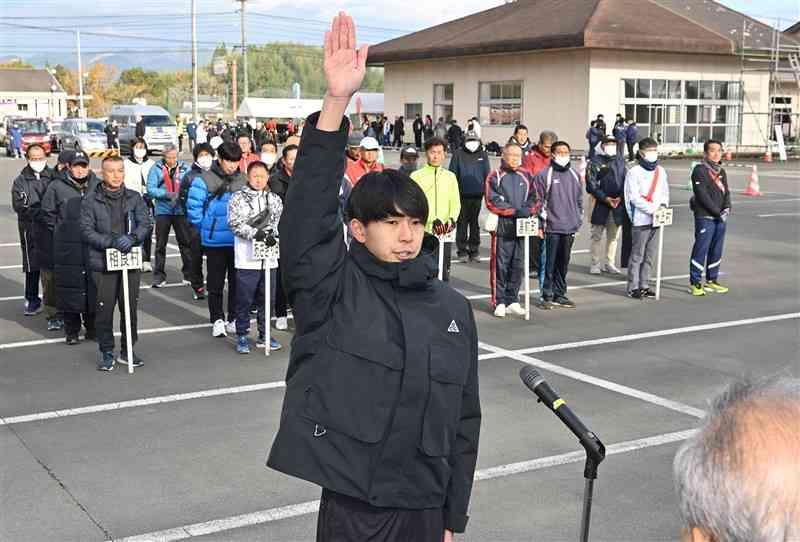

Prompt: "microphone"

[519,366,605,476]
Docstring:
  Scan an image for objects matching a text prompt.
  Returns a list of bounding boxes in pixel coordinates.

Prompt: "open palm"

[324,13,369,98]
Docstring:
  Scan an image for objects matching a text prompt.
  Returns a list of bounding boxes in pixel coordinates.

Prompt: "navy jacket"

[449,145,491,198]
[586,152,627,226]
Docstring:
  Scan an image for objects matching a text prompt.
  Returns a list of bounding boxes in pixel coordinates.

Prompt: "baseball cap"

[347,134,362,148]
[465,131,480,141]
[58,149,76,165]
[400,146,418,158]
[69,151,90,166]
[359,136,380,151]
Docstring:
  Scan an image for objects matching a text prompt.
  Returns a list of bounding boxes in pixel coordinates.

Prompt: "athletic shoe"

[24,298,42,316]
[181,279,191,286]
[468,254,480,263]
[704,281,729,294]
[192,287,206,301]
[236,335,251,355]
[212,319,227,337]
[270,338,282,351]
[275,317,288,331]
[689,283,706,296]
[456,252,468,263]
[627,289,643,299]
[250,305,258,315]
[152,279,167,288]
[604,263,622,274]
[97,351,115,371]
[589,264,602,275]
[507,302,526,316]
[641,288,656,299]
[493,304,507,318]
[65,335,79,345]
[47,318,62,331]
[118,351,144,368]
[142,261,152,273]
[226,321,237,335]
[256,335,266,348]
[553,296,576,308]
[537,298,554,310]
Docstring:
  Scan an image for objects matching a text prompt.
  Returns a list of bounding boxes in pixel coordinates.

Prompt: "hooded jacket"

[147,159,191,216]
[484,164,541,239]
[411,164,462,233]
[228,184,283,270]
[186,161,246,247]
[448,143,491,198]
[12,164,53,272]
[267,113,480,534]
[587,150,627,226]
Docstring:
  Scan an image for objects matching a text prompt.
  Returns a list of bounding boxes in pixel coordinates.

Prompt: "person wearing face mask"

[186,141,246,338]
[267,144,297,331]
[178,142,214,300]
[485,142,541,318]
[259,141,279,173]
[124,138,156,272]
[448,131,490,263]
[41,151,101,345]
[534,141,583,309]
[12,143,53,317]
[398,145,419,176]
[586,136,627,275]
[623,138,669,299]
[688,140,731,297]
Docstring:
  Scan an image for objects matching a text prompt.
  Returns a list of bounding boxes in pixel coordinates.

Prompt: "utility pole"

[76,29,85,117]
[191,0,199,122]
[232,58,238,118]
[237,0,249,99]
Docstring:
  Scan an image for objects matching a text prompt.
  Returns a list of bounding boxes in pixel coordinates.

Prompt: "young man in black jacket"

[689,139,731,296]
[80,155,152,371]
[449,131,490,263]
[267,13,481,542]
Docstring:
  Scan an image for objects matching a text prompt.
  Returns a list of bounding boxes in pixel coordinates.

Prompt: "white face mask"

[554,156,571,168]
[604,145,616,156]
[261,152,277,166]
[133,148,147,160]
[29,160,47,173]
[643,151,659,163]
[197,155,213,170]
[465,141,480,152]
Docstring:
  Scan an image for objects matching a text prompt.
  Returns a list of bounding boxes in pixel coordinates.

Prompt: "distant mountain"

[0,50,216,73]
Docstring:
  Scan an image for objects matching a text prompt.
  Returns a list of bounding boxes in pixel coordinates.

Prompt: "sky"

[1,0,799,66]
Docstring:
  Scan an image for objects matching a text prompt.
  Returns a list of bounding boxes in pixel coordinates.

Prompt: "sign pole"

[264,265,270,357]
[437,235,445,282]
[524,236,530,321]
[121,268,134,374]
[655,224,664,301]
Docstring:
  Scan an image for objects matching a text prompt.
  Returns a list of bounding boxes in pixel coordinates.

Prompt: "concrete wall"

[382,49,590,148]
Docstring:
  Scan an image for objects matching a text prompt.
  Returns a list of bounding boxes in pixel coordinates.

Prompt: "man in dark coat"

[412,113,424,149]
[586,136,626,275]
[135,115,146,139]
[267,14,480,542]
[41,151,100,344]
[80,155,152,371]
[448,131,490,263]
[392,115,405,149]
[11,143,53,316]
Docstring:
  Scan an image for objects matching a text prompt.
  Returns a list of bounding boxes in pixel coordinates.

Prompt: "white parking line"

[756,212,799,218]
[0,253,183,270]
[0,280,192,302]
[110,428,697,542]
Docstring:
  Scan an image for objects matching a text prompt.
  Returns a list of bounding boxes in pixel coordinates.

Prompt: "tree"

[0,59,33,69]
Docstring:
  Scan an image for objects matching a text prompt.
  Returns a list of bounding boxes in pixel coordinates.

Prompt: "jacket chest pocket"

[302,334,404,444]
[420,341,469,457]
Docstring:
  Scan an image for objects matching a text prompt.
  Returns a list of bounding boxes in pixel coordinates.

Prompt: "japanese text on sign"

[653,207,674,227]
[516,217,539,237]
[106,247,142,271]
[252,240,280,269]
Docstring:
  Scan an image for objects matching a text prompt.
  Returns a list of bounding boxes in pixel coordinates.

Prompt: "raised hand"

[324,12,369,99]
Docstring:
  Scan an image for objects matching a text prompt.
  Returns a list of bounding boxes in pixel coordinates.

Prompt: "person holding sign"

[267,13,481,542]
[623,138,670,299]
[411,137,461,281]
[227,161,283,353]
[484,142,541,318]
[80,156,152,371]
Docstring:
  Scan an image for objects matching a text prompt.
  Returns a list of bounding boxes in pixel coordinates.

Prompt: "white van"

[109,104,177,154]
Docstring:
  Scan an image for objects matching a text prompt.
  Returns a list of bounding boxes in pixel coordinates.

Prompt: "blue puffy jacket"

[186,161,245,247]
[147,160,191,216]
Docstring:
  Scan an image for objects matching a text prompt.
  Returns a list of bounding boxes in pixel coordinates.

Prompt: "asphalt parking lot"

[1,152,798,542]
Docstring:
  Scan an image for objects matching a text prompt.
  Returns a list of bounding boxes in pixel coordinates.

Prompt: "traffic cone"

[763,150,772,162]
[578,155,587,184]
[724,149,732,161]
[743,164,762,197]
[683,161,698,191]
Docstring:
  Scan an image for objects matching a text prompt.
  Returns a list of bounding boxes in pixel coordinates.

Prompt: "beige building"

[368,0,800,153]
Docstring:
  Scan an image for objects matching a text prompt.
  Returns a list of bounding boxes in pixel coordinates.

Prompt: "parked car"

[59,118,109,154]
[3,117,52,156]
[110,104,177,155]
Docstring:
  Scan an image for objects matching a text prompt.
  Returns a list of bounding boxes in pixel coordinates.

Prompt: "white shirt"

[124,158,155,195]
[196,125,208,144]
[624,164,670,227]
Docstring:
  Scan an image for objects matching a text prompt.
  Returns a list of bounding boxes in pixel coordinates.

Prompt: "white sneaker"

[589,264,602,275]
[507,302,525,316]
[275,317,288,331]
[142,261,152,273]
[212,319,227,337]
[226,321,237,335]
[493,304,506,318]
[604,263,622,274]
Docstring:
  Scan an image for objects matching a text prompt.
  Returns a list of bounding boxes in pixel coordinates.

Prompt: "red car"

[5,117,52,156]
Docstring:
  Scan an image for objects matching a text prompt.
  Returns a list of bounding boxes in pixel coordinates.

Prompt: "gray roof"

[0,68,65,93]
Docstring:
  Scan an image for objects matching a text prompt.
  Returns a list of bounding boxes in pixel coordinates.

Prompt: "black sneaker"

[97,351,115,371]
[468,254,480,263]
[627,289,643,299]
[641,288,656,299]
[47,318,62,331]
[118,351,144,368]
[65,335,79,345]
[537,298,554,310]
[553,296,576,308]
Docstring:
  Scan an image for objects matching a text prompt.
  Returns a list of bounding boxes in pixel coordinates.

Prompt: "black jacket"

[268,162,291,203]
[413,117,423,135]
[80,184,152,272]
[41,172,100,312]
[267,113,481,534]
[12,165,53,272]
[690,162,731,218]
[135,120,146,138]
[586,152,627,226]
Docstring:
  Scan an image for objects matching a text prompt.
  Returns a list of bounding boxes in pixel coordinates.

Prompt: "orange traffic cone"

[724,149,732,161]
[763,150,772,162]
[579,155,587,184]
[743,165,763,197]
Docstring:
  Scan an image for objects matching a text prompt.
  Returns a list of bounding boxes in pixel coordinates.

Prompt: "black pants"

[64,311,95,339]
[393,134,403,149]
[433,241,453,281]
[627,142,635,162]
[316,489,444,542]
[529,235,541,272]
[275,263,288,318]
[414,132,422,148]
[24,270,40,303]
[456,196,482,257]
[187,224,204,290]
[178,135,184,153]
[205,246,236,323]
[620,211,633,268]
[154,214,197,285]
[542,232,575,300]
[234,268,276,337]
[492,235,523,306]
[92,270,140,353]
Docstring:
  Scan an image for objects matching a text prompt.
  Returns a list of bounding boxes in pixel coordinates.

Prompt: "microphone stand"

[578,434,605,542]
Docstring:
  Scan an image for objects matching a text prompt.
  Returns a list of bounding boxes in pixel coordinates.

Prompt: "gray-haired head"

[673,377,800,542]
[163,143,178,154]
[539,130,558,145]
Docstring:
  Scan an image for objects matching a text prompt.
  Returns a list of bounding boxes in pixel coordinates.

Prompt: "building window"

[478,80,522,126]
[433,84,453,123]
[17,104,28,112]
[405,103,422,120]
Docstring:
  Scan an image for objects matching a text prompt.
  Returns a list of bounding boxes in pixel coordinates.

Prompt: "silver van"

[58,118,108,153]
[110,104,177,154]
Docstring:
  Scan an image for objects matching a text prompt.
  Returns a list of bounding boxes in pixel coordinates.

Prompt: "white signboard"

[252,240,279,269]
[105,247,143,271]
[516,217,539,237]
[774,125,788,162]
[653,208,674,227]
[437,230,456,243]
